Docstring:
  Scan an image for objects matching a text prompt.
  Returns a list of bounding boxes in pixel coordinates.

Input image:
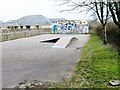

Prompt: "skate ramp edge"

[52,36,78,48]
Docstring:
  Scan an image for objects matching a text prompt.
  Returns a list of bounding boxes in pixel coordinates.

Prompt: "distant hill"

[16,15,51,26]
[2,15,51,27]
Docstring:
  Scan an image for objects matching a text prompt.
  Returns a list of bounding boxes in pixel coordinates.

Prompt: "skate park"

[1,15,90,88]
[2,34,89,88]
[1,0,120,89]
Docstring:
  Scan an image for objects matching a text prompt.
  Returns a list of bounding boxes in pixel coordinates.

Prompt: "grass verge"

[51,33,120,89]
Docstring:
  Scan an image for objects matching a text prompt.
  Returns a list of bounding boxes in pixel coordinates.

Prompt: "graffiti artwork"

[51,19,89,34]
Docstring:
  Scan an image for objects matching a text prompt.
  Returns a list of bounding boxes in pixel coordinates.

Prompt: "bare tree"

[56,0,110,44]
[108,0,120,55]
[94,1,109,44]
[108,1,120,29]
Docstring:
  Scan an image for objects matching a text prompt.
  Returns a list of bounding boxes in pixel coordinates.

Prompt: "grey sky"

[0,0,89,22]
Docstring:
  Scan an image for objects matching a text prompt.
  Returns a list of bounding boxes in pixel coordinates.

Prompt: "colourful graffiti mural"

[51,19,89,34]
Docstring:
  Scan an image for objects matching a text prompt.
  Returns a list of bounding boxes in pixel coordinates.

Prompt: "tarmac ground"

[2,34,89,88]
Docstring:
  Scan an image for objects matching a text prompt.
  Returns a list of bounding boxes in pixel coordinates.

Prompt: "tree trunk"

[103,25,107,44]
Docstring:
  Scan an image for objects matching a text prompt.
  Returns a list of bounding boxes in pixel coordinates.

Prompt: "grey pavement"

[2,34,89,88]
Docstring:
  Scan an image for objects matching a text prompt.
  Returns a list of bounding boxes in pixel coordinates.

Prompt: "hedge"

[94,22,120,51]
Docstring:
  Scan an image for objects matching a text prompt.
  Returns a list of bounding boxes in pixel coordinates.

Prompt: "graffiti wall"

[51,19,89,34]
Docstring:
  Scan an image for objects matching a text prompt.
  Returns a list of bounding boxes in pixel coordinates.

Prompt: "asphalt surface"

[2,34,89,88]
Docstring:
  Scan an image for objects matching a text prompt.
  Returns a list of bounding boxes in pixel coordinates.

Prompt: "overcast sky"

[0,0,90,22]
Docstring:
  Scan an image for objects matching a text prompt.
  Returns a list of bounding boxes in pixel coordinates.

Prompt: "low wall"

[0,29,52,42]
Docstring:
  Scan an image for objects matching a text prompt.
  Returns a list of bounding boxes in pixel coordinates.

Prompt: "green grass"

[51,33,120,89]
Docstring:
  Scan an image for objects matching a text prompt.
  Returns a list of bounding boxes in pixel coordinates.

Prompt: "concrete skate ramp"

[52,36,78,48]
[40,37,60,43]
